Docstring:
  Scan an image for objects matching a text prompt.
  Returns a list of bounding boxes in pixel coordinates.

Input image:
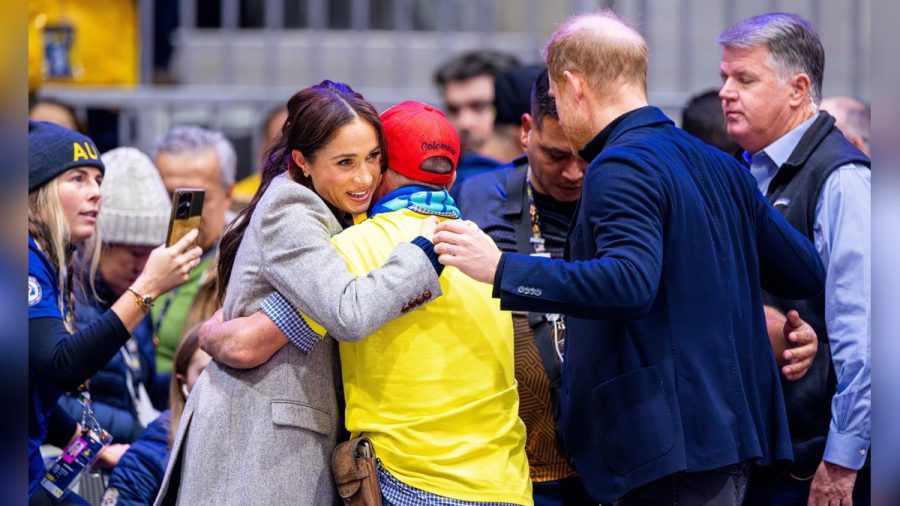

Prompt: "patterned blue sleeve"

[260,291,322,355]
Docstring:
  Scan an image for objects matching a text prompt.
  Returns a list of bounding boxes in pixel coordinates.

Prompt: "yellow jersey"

[331,208,532,505]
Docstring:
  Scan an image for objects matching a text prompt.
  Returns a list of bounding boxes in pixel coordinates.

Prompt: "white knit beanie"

[99,147,172,246]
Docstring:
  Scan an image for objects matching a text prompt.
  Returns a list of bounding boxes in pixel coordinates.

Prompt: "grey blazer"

[156,174,441,505]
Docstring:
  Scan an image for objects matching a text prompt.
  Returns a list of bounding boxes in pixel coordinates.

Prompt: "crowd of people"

[27,9,869,506]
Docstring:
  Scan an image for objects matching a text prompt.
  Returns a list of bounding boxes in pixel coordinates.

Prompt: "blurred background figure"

[473,64,546,174]
[230,104,288,210]
[150,126,235,376]
[28,98,84,133]
[681,89,738,154]
[820,96,870,156]
[101,325,211,506]
[433,50,520,180]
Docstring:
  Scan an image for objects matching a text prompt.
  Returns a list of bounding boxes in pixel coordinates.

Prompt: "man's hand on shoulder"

[433,219,501,284]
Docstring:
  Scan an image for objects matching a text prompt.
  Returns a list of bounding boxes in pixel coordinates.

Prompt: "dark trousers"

[743,465,870,506]
[614,461,750,506]
[533,476,597,506]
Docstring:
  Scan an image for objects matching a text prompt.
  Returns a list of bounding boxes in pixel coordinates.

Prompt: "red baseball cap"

[380,101,460,185]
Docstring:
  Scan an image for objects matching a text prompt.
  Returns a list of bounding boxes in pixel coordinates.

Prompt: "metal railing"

[36,0,869,174]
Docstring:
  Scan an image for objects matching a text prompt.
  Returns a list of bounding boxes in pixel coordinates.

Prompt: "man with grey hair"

[821,96,870,156]
[151,125,237,376]
[718,12,871,506]
[434,10,826,505]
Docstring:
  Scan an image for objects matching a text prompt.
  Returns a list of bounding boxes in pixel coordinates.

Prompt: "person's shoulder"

[333,209,409,246]
[28,235,62,318]
[454,162,516,204]
[259,173,320,207]
[256,173,339,232]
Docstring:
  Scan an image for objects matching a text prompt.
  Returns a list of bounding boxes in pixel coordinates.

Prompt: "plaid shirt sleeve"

[260,291,322,355]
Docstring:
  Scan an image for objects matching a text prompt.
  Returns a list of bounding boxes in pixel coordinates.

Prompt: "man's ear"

[447,170,458,191]
[789,73,812,108]
[291,149,307,176]
[520,113,533,151]
[563,70,584,102]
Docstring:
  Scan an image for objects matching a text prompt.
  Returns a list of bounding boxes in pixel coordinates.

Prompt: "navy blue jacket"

[493,107,825,501]
[454,152,503,185]
[104,410,170,505]
[58,274,166,444]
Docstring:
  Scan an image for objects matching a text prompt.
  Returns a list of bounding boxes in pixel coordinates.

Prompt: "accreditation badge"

[40,391,112,498]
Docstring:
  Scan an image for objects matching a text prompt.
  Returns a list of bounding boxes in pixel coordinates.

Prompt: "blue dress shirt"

[746,114,871,470]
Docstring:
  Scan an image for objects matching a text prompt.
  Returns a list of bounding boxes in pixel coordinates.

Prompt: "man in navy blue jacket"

[433,11,826,505]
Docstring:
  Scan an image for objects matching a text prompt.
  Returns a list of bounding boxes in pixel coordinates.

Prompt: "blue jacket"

[454,152,503,185]
[28,235,66,497]
[104,410,170,505]
[493,107,826,501]
[58,274,165,444]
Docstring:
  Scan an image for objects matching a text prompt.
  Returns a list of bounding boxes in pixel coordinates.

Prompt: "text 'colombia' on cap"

[380,101,460,185]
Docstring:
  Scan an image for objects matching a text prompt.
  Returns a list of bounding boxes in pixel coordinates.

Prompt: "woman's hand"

[131,229,203,299]
[94,443,130,470]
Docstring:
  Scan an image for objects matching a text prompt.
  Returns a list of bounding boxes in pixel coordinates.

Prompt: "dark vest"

[758,111,870,477]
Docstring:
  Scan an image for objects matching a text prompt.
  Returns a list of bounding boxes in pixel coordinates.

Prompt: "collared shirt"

[377,460,518,506]
[746,115,871,470]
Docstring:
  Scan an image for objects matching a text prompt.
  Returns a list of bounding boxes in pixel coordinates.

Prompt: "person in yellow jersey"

[200,101,533,505]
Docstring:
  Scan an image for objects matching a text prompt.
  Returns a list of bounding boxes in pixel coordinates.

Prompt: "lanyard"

[523,171,566,363]
[526,181,547,255]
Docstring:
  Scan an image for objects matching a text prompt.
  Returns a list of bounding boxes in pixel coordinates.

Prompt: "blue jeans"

[533,477,596,506]
[613,461,750,506]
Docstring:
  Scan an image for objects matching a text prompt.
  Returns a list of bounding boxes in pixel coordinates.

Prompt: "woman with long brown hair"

[156,81,443,505]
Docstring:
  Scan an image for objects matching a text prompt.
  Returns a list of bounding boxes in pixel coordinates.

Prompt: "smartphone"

[166,188,204,247]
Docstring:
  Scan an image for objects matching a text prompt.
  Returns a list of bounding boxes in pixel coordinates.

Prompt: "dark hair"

[168,323,202,447]
[419,156,454,175]
[530,69,558,129]
[216,80,386,304]
[28,98,87,135]
[681,89,738,154]
[433,50,521,88]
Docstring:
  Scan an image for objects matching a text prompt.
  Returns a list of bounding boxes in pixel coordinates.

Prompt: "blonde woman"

[28,121,201,504]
